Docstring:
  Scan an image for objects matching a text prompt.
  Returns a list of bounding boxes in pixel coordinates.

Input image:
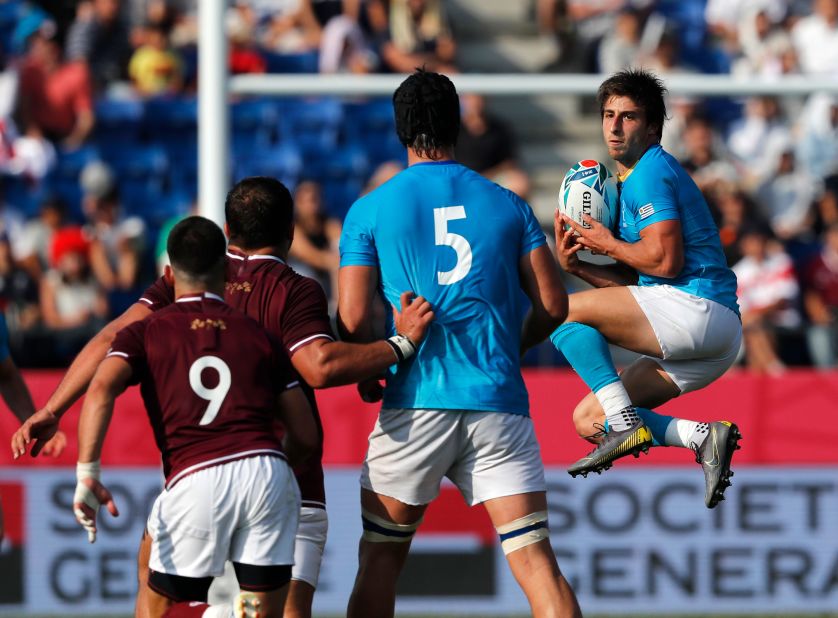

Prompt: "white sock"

[664,419,709,448]
[594,382,637,431]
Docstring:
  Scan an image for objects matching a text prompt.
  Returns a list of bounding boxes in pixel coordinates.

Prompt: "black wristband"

[386,334,416,363]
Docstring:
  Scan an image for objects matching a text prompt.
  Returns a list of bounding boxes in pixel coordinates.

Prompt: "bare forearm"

[66,110,94,147]
[44,303,150,417]
[520,307,561,354]
[293,340,396,389]
[804,292,832,324]
[45,330,115,417]
[0,361,35,422]
[89,245,116,290]
[116,253,139,290]
[77,386,115,462]
[78,360,131,462]
[606,239,679,278]
[566,261,638,288]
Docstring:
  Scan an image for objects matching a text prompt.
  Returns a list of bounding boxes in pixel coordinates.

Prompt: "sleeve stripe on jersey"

[107,351,130,359]
[286,380,300,389]
[138,297,153,305]
[288,333,334,353]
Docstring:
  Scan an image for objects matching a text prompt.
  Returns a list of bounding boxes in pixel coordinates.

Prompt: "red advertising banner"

[1,369,837,467]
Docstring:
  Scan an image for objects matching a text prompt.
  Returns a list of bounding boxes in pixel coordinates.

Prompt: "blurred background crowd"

[0,0,836,374]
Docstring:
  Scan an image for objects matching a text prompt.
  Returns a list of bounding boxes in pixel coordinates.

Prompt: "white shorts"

[207,505,328,603]
[361,409,546,507]
[629,285,742,394]
[291,506,328,587]
[148,455,300,578]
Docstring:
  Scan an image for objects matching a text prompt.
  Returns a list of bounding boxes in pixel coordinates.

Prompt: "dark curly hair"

[225,176,294,250]
[597,69,668,139]
[393,69,460,159]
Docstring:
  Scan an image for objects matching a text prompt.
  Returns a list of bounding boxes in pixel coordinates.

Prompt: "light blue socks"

[550,322,621,393]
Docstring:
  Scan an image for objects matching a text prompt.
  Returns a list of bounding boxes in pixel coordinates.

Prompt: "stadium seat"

[277,97,343,162]
[49,146,102,218]
[234,143,303,191]
[307,144,370,218]
[94,98,145,145]
[2,174,49,219]
[231,98,280,153]
[342,98,406,167]
[145,189,193,227]
[263,51,319,74]
[108,145,169,216]
[142,98,199,167]
[0,1,21,59]
[144,97,198,132]
[179,45,198,87]
[169,151,198,198]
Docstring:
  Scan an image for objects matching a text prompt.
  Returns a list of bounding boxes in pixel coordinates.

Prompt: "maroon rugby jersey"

[139,250,334,508]
[108,293,299,488]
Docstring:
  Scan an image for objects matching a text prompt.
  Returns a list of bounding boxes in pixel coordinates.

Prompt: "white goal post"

[198,1,838,223]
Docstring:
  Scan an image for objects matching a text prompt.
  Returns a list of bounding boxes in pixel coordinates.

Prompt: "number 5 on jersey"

[434,206,472,285]
[189,356,232,425]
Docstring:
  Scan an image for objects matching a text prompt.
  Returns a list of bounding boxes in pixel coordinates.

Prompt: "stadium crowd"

[0,0,836,372]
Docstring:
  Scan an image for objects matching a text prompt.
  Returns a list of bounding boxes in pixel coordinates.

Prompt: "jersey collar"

[411,160,458,167]
[175,292,225,304]
[617,144,660,183]
[226,249,285,264]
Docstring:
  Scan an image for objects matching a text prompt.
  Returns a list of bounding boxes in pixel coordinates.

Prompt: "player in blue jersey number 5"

[339,70,581,618]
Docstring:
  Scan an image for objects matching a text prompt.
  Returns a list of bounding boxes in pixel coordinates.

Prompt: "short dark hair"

[167,216,227,282]
[393,69,460,159]
[597,69,668,138]
[224,177,294,249]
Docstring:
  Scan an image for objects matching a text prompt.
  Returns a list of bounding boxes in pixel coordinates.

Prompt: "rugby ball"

[557,160,618,231]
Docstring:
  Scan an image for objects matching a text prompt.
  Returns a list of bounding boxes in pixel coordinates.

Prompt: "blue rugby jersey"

[617,145,739,314]
[340,161,545,415]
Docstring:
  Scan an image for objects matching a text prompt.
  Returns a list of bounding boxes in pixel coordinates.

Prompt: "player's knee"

[496,511,549,555]
[360,508,421,544]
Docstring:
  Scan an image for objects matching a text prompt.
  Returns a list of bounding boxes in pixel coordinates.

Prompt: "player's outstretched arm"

[293,267,434,389]
[2,355,68,458]
[276,386,319,466]
[73,357,130,543]
[519,245,569,353]
[11,303,151,458]
[78,357,132,464]
[0,356,35,423]
[554,212,639,288]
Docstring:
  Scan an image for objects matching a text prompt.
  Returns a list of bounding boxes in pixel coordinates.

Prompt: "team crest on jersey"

[639,203,655,219]
[226,281,252,293]
[190,318,227,330]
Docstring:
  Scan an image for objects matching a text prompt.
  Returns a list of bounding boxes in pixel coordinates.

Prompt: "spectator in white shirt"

[791,0,838,75]
[733,222,802,374]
